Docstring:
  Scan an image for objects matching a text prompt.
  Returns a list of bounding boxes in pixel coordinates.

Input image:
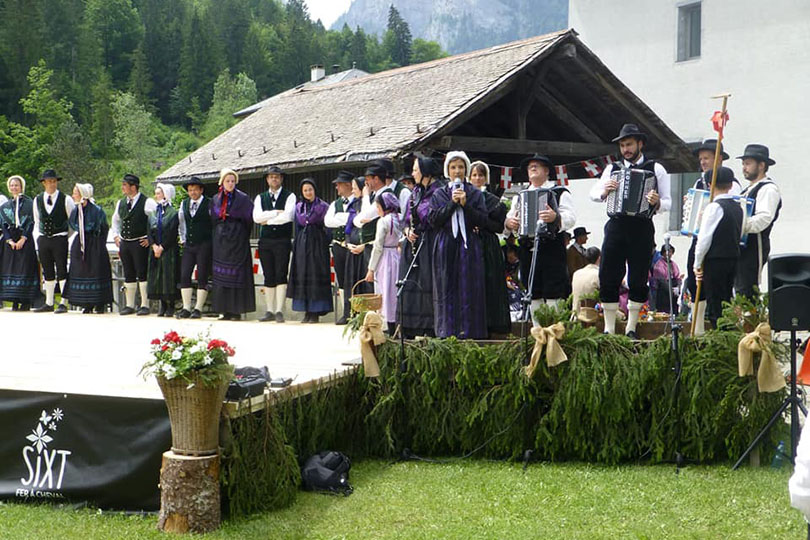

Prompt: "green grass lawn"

[0,461,803,539]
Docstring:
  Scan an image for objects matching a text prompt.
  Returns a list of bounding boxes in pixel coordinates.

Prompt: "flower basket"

[350,279,382,314]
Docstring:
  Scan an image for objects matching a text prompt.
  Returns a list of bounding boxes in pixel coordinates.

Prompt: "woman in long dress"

[210,168,256,320]
[343,177,372,316]
[0,175,39,310]
[287,178,333,323]
[147,183,180,317]
[469,160,511,336]
[429,151,488,339]
[365,192,402,334]
[63,183,113,313]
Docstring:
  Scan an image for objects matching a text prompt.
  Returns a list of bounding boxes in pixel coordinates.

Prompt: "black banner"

[0,390,170,511]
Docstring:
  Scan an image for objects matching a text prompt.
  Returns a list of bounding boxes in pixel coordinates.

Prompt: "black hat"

[299,177,317,191]
[519,154,556,181]
[737,144,775,166]
[572,226,591,238]
[612,123,647,143]
[39,169,61,182]
[416,156,441,178]
[704,166,736,187]
[373,158,395,178]
[122,173,140,187]
[332,170,354,184]
[693,139,729,160]
[353,176,365,190]
[183,176,204,189]
[266,165,285,176]
[397,173,415,184]
[364,163,387,178]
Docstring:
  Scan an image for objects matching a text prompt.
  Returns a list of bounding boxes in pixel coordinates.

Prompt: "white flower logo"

[52,408,64,422]
[26,423,53,454]
[38,410,53,425]
[49,422,57,431]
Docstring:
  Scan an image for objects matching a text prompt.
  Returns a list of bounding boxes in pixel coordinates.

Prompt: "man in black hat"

[567,226,590,280]
[111,173,157,315]
[354,163,391,247]
[252,165,296,322]
[324,170,356,324]
[692,166,743,334]
[176,176,213,319]
[589,123,671,338]
[504,154,577,321]
[734,144,782,299]
[375,158,411,221]
[32,169,75,313]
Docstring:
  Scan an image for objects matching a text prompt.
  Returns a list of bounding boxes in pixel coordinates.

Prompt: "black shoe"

[259,311,274,322]
[157,301,166,317]
[176,309,191,319]
[164,305,174,318]
[310,314,320,324]
[11,302,19,311]
[275,312,285,323]
[190,309,202,319]
[229,313,241,321]
[33,304,54,313]
[335,315,348,325]
[137,306,150,316]
[19,303,30,311]
[625,330,639,340]
[95,304,106,314]
[119,306,135,316]
[301,313,311,323]
[82,307,93,314]
[54,304,68,314]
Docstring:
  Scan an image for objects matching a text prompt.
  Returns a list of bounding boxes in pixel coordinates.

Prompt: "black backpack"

[301,451,353,496]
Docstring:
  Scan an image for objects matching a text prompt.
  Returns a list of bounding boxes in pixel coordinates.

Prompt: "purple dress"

[287,198,333,314]
[210,188,256,315]
[368,213,402,324]
[429,181,488,339]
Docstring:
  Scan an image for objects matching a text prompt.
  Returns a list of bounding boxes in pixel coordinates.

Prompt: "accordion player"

[606,167,658,219]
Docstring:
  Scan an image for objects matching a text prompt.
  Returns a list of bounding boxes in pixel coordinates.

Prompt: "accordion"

[680,188,755,246]
[606,167,658,219]
[518,188,559,239]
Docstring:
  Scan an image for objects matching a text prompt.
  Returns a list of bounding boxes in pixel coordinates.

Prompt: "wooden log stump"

[158,451,221,534]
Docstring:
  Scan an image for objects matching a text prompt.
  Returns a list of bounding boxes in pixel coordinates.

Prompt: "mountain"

[331,0,568,55]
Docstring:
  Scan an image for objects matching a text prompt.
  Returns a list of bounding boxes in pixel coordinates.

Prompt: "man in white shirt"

[176,176,213,319]
[32,169,75,313]
[324,170,355,324]
[589,124,671,338]
[734,144,782,299]
[252,165,296,322]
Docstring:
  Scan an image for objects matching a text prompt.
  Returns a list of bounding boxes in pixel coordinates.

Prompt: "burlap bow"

[526,322,568,377]
[358,311,386,378]
[738,322,785,393]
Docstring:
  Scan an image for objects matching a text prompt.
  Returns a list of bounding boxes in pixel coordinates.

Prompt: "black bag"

[226,366,270,401]
[301,451,353,495]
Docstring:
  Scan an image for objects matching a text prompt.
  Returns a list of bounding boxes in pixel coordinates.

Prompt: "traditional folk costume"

[693,167,743,333]
[0,176,39,309]
[32,169,75,313]
[63,184,113,312]
[734,145,781,299]
[566,227,590,281]
[504,154,576,323]
[252,166,295,323]
[147,183,180,317]
[343,178,373,316]
[649,247,680,314]
[370,158,412,222]
[429,151,488,339]
[210,169,256,320]
[367,192,402,329]
[323,170,355,324]
[589,124,671,337]
[287,178,333,322]
[177,177,212,319]
[398,159,444,338]
[111,174,157,315]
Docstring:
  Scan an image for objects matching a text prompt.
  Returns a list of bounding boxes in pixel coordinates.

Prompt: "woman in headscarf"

[365,192,402,333]
[210,168,255,320]
[342,177,372,317]
[0,175,39,310]
[287,178,332,323]
[429,151,488,339]
[469,160,511,336]
[147,183,180,317]
[63,183,113,313]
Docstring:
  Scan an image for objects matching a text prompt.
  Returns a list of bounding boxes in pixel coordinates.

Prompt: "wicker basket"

[350,279,382,314]
[157,371,231,456]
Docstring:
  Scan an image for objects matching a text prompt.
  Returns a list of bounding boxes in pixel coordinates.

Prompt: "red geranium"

[150,338,161,345]
[208,339,227,350]
[161,345,169,352]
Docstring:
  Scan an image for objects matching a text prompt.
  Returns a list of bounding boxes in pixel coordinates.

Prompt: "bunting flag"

[602,154,619,168]
[499,167,513,189]
[711,110,729,134]
[581,159,601,178]
[555,165,569,186]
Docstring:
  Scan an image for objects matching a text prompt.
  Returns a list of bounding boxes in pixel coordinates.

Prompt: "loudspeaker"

[768,253,810,331]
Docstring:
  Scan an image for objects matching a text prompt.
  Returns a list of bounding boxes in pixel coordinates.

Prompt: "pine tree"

[385,5,412,68]
[128,42,154,109]
[84,0,144,87]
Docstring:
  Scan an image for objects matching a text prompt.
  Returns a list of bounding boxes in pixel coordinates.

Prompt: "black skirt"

[287,224,333,314]
[480,230,511,335]
[0,237,40,302]
[64,236,114,307]
[211,219,256,314]
[396,231,436,337]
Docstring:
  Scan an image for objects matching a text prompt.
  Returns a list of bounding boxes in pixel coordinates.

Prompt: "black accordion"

[518,188,559,239]
[606,167,658,219]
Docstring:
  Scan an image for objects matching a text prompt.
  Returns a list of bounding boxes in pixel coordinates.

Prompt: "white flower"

[49,422,57,431]
[26,423,53,454]
[164,365,178,379]
[171,349,183,361]
[52,408,64,422]
[38,410,52,425]
[202,355,213,366]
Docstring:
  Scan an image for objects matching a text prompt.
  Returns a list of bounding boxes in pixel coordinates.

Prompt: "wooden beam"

[435,135,615,157]
[532,85,603,143]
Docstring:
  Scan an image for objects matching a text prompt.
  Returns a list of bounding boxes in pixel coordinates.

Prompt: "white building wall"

[567,0,810,281]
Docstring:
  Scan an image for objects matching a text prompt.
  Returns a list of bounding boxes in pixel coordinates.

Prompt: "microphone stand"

[663,238,684,472]
[520,220,543,366]
[396,234,425,374]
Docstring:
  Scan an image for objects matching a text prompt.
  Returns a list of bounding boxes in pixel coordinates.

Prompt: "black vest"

[259,188,293,240]
[744,180,782,239]
[331,197,347,242]
[706,197,743,260]
[182,197,212,245]
[360,190,383,244]
[36,191,69,236]
[117,194,148,239]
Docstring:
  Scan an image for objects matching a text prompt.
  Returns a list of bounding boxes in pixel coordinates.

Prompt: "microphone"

[663,233,672,249]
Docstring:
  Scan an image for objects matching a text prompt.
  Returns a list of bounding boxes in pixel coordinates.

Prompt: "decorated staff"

[177,177,213,319]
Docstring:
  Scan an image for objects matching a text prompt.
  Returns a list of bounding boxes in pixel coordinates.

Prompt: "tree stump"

[157,451,221,533]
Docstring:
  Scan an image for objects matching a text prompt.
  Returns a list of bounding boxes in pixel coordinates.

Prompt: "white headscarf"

[218,168,239,186]
[75,183,95,257]
[6,175,25,227]
[470,160,491,191]
[442,151,472,247]
[443,151,471,181]
[156,183,176,206]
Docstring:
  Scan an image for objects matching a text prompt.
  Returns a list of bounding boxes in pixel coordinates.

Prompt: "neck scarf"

[156,203,165,245]
[218,187,231,220]
[78,202,86,259]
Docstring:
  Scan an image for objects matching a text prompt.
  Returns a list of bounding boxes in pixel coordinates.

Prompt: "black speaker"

[768,253,810,331]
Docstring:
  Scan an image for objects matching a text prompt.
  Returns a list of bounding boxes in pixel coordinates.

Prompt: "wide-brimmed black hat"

[39,169,61,182]
[122,173,140,187]
[266,165,285,177]
[737,144,775,166]
[704,166,736,186]
[693,139,729,160]
[332,170,354,184]
[373,158,395,178]
[572,226,591,238]
[183,176,204,189]
[612,123,647,143]
[364,163,387,178]
[519,154,556,181]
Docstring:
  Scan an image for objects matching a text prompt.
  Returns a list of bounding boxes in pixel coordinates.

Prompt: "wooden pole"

[691,93,731,336]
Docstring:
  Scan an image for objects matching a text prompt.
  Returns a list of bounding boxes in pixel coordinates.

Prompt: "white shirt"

[111,192,157,239]
[354,185,392,228]
[741,177,781,234]
[33,189,76,239]
[505,180,577,234]
[252,188,296,226]
[571,263,600,314]
[693,193,735,271]
[589,154,671,213]
[694,175,742,196]
[324,196,354,229]
[178,195,205,244]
